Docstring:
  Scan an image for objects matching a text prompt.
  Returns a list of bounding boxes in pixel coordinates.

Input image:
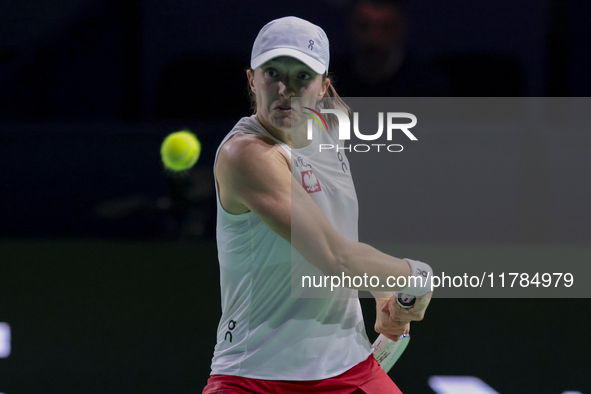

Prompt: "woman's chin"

[272,116,292,130]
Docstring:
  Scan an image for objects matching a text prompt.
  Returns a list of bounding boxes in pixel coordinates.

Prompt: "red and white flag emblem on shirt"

[301,170,322,193]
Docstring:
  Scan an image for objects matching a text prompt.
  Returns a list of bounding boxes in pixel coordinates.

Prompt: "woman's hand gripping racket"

[371,293,415,372]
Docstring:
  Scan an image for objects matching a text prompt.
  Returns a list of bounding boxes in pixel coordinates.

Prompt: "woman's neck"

[256,112,292,147]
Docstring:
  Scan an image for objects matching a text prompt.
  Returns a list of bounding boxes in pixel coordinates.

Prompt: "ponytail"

[322,73,351,130]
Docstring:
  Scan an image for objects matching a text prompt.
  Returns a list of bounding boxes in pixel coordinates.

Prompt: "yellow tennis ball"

[160,131,201,171]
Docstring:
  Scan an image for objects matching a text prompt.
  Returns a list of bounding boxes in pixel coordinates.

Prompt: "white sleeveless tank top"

[210,115,371,380]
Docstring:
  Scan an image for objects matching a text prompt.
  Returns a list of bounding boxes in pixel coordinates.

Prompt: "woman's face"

[247,56,329,135]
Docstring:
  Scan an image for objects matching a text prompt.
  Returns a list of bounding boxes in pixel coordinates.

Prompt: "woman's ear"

[247,69,256,93]
[320,77,330,97]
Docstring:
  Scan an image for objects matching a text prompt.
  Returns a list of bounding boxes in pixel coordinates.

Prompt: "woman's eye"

[265,69,278,77]
[299,73,311,80]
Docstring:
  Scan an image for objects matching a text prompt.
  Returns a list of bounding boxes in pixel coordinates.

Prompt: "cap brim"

[251,48,326,74]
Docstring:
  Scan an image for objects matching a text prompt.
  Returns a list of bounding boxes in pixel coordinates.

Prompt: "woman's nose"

[278,79,296,98]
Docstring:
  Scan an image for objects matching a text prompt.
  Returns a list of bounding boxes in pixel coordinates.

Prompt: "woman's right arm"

[216,133,422,295]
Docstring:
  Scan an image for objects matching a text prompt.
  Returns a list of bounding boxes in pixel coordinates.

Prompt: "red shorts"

[202,354,402,394]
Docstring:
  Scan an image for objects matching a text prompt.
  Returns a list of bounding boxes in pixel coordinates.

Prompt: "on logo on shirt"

[301,170,322,193]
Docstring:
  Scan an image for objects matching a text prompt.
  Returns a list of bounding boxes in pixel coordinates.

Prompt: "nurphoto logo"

[303,108,418,153]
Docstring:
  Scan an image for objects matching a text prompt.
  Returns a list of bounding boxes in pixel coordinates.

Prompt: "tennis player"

[203,16,432,394]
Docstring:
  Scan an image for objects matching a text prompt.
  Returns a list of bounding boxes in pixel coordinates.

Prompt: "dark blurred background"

[1,0,590,393]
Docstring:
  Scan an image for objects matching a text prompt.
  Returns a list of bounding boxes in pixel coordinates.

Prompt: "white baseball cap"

[251,16,330,74]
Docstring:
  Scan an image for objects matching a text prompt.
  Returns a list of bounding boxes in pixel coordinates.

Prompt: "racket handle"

[396,293,416,308]
[372,294,415,372]
[372,333,411,372]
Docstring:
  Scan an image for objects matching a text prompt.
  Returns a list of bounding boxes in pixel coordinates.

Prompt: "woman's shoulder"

[218,132,290,173]
[222,132,280,155]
